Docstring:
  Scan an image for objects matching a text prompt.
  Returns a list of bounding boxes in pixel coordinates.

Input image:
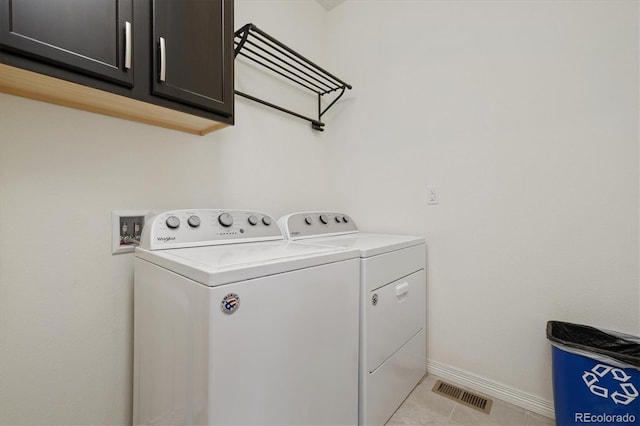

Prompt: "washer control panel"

[140,209,282,250]
[278,212,358,240]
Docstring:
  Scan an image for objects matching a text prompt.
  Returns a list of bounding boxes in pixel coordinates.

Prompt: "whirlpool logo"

[156,236,176,242]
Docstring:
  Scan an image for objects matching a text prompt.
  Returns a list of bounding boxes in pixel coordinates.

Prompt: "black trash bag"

[546,321,640,369]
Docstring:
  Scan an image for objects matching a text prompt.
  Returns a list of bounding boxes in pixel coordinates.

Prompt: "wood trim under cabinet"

[0,64,228,136]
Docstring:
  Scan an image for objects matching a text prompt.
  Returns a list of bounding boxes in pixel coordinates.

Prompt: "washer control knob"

[187,215,201,228]
[304,216,313,225]
[247,215,259,226]
[218,213,233,227]
[319,214,329,224]
[335,216,342,223]
[343,216,350,223]
[262,216,272,226]
[165,216,180,229]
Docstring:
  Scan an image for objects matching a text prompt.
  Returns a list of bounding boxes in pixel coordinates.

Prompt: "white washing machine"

[278,212,427,426]
[133,209,361,425]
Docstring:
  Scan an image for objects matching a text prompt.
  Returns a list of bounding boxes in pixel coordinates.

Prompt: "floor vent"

[432,380,493,414]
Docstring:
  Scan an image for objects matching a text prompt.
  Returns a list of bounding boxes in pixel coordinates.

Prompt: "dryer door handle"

[395,282,409,297]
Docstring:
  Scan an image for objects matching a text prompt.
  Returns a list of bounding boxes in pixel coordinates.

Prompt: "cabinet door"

[0,0,134,86]
[152,0,233,116]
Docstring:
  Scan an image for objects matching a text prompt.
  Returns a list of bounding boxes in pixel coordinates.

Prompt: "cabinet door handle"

[159,37,166,82]
[124,21,132,70]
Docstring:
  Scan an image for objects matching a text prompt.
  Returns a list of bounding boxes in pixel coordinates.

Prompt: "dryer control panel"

[279,212,358,240]
[140,209,282,250]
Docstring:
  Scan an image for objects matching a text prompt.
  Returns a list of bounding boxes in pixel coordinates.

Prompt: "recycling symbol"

[582,363,638,405]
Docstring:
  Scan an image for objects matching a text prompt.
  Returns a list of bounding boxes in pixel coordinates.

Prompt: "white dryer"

[133,209,360,425]
[278,212,427,426]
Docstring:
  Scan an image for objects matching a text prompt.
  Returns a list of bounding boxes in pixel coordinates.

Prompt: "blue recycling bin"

[547,321,640,426]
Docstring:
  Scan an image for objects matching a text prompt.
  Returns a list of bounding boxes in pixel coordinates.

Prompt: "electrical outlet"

[427,187,439,205]
[112,210,149,254]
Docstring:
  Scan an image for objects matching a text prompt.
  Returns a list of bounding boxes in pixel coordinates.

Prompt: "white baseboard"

[426,359,555,419]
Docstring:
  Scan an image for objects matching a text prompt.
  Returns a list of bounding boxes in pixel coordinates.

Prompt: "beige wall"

[0,1,333,424]
[326,0,639,415]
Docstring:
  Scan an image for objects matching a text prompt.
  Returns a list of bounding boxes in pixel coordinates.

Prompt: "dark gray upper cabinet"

[0,0,234,130]
[0,0,134,86]
[152,0,233,115]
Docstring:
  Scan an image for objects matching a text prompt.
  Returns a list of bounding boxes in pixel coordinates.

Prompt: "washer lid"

[135,240,359,286]
[303,233,424,258]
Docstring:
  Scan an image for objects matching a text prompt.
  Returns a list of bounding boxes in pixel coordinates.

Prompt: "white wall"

[326,0,639,414]
[0,1,333,424]
[1,0,638,424]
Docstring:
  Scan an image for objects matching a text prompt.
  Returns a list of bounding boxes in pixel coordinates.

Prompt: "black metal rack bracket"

[234,23,352,132]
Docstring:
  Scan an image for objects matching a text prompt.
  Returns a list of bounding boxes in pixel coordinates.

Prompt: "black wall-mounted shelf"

[234,23,352,131]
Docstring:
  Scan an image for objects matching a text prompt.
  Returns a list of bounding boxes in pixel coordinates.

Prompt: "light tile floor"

[387,375,555,426]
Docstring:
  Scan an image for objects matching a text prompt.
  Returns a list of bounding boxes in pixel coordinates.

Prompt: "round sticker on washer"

[221,293,240,314]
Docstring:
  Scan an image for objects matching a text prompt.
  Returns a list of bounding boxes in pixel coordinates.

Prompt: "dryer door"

[367,269,425,372]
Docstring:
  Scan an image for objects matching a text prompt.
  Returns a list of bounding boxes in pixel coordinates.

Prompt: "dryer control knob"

[304,216,313,225]
[165,216,180,229]
[343,216,350,223]
[335,216,342,223]
[187,215,201,227]
[218,213,234,227]
[319,214,328,224]
[247,215,259,226]
[262,216,272,226]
